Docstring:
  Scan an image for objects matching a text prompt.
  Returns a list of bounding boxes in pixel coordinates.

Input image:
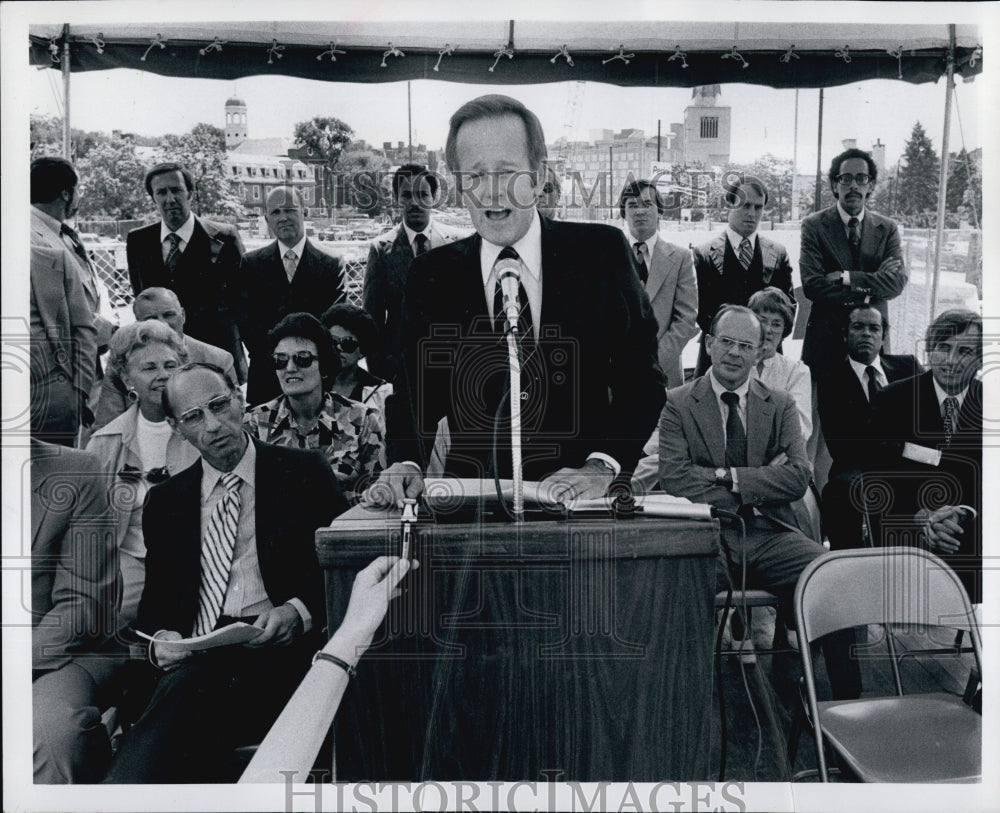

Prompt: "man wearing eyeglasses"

[800,148,907,377]
[237,187,345,407]
[867,310,982,604]
[657,305,860,697]
[105,362,347,782]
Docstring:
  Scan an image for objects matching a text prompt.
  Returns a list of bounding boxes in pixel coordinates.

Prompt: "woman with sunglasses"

[244,312,384,503]
[86,320,200,627]
[320,303,392,414]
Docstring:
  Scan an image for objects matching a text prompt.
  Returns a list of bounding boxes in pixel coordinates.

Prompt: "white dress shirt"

[160,213,196,261]
[847,354,887,398]
[277,235,308,281]
[479,210,543,339]
[725,227,757,258]
[709,371,752,492]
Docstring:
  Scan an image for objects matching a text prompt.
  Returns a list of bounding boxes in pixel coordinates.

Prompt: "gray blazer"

[644,237,698,388]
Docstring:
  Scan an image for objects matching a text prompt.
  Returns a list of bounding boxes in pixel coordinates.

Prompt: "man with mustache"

[692,176,795,376]
[800,148,908,377]
[363,163,465,383]
[127,162,247,383]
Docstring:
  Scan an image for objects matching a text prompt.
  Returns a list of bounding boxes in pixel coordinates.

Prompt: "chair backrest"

[795,547,979,645]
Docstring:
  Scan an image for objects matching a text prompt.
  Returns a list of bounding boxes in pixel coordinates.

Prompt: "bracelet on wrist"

[312,650,357,679]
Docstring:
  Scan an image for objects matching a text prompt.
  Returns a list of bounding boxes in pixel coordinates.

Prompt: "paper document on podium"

[135,622,263,652]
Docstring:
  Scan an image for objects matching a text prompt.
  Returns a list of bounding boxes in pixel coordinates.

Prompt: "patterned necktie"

[848,217,861,269]
[721,391,748,468]
[864,365,880,403]
[492,246,534,345]
[942,396,959,445]
[414,233,429,257]
[633,241,649,285]
[738,237,753,271]
[283,248,298,282]
[193,472,242,636]
[164,233,182,276]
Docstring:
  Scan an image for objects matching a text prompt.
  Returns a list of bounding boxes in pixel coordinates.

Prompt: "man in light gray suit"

[658,305,859,698]
[362,163,465,382]
[619,180,698,388]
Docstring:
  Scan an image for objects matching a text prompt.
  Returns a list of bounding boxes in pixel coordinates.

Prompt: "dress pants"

[104,633,317,783]
[718,513,862,700]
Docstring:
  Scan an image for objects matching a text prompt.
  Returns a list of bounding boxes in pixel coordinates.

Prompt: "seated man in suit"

[819,304,922,549]
[618,179,698,389]
[366,95,665,507]
[362,163,464,383]
[237,186,345,406]
[127,162,246,382]
[800,147,907,377]
[29,243,98,446]
[104,362,348,783]
[658,306,859,697]
[867,309,982,604]
[92,286,236,430]
[693,175,794,376]
[31,440,119,782]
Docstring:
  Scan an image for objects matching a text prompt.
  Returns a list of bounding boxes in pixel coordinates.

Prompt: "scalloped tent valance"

[28,21,981,88]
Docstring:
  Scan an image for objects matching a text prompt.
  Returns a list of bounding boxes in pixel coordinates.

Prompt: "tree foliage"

[946,148,981,226]
[734,154,794,222]
[30,114,108,161]
[160,123,243,217]
[74,138,153,220]
[896,121,940,217]
[293,117,354,215]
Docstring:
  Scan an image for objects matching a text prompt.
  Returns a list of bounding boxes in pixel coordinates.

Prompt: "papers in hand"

[136,622,263,652]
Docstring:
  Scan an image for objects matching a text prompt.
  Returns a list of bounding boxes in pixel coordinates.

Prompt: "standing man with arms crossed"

[127,162,247,383]
[366,95,665,506]
[237,186,345,406]
[800,148,907,377]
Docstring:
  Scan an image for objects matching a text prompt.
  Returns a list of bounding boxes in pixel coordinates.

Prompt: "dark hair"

[393,164,438,199]
[925,309,982,351]
[267,312,340,389]
[828,148,878,190]
[321,303,379,358]
[844,303,889,334]
[30,156,77,204]
[709,304,766,347]
[748,287,796,340]
[445,94,547,179]
[162,361,236,419]
[723,175,769,207]
[144,162,196,197]
[618,180,665,219]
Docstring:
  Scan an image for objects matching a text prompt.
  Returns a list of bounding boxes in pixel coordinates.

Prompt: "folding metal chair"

[794,547,981,783]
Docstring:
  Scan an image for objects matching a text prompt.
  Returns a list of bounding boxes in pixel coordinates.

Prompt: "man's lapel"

[538,217,569,329]
[746,380,776,466]
[758,236,777,283]
[645,240,672,302]
[708,233,726,276]
[859,213,885,271]
[690,377,726,466]
[822,207,855,272]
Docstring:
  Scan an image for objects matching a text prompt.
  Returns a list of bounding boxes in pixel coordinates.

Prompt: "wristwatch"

[714,467,732,488]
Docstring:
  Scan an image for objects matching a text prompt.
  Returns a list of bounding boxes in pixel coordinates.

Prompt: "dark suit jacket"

[800,206,907,374]
[31,441,118,673]
[362,221,464,382]
[385,218,666,480]
[236,239,345,406]
[818,353,923,477]
[658,376,810,531]
[867,372,982,602]
[134,440,346,637]
[29,243,99,438]
[645,237,699,388]
[126,218,245,375]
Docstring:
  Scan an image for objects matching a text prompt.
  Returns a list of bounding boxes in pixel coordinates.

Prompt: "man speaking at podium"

[366,95,665,506]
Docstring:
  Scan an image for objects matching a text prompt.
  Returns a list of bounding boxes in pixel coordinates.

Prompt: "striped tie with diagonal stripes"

[193,471,242,636]
[738,237,753,270]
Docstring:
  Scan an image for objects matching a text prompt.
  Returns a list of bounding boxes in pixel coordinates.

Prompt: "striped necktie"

[164,233,182,276]
[738,237,753,270]
[492,246,534,345]
[633,241,649,284]
[193,471,242,636]
[283,248,298,282]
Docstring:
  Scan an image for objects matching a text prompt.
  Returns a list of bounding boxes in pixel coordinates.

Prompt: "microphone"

[495,257,523,333]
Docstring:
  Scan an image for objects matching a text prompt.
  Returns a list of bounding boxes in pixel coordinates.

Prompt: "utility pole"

[407,82,413,161]
[61,24,71,158]
[814,88,825,212]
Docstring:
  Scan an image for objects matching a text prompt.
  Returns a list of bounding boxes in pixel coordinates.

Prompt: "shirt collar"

[932,376,968,411]
[725,227,757,253]
[836,201,866,225]
[847,354,885,385]
[271,392,351,434]
[200,433,255,500]
[708,370,752,403]
[629,230,658,258]
[161,213,196,245]
[277,235,308,260]
[33,206,64,235]
[402,220,433,248]
[480,209,542,290]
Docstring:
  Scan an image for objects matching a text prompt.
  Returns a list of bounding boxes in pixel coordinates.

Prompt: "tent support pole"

[929,24,956,319]
[61,24,71,158]
[814,88,824,211]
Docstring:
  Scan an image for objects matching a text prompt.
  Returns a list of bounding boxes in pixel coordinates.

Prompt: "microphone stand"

[498,266,525,520]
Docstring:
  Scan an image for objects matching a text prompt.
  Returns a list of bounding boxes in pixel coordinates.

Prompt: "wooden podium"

[317,502,719,781]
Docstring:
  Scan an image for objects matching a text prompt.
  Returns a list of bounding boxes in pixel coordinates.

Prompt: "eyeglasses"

[330,337,359,353]
[713,335,759,354]
[175,393,236,427]
[272,351,319,370]
[836,173,871,187]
